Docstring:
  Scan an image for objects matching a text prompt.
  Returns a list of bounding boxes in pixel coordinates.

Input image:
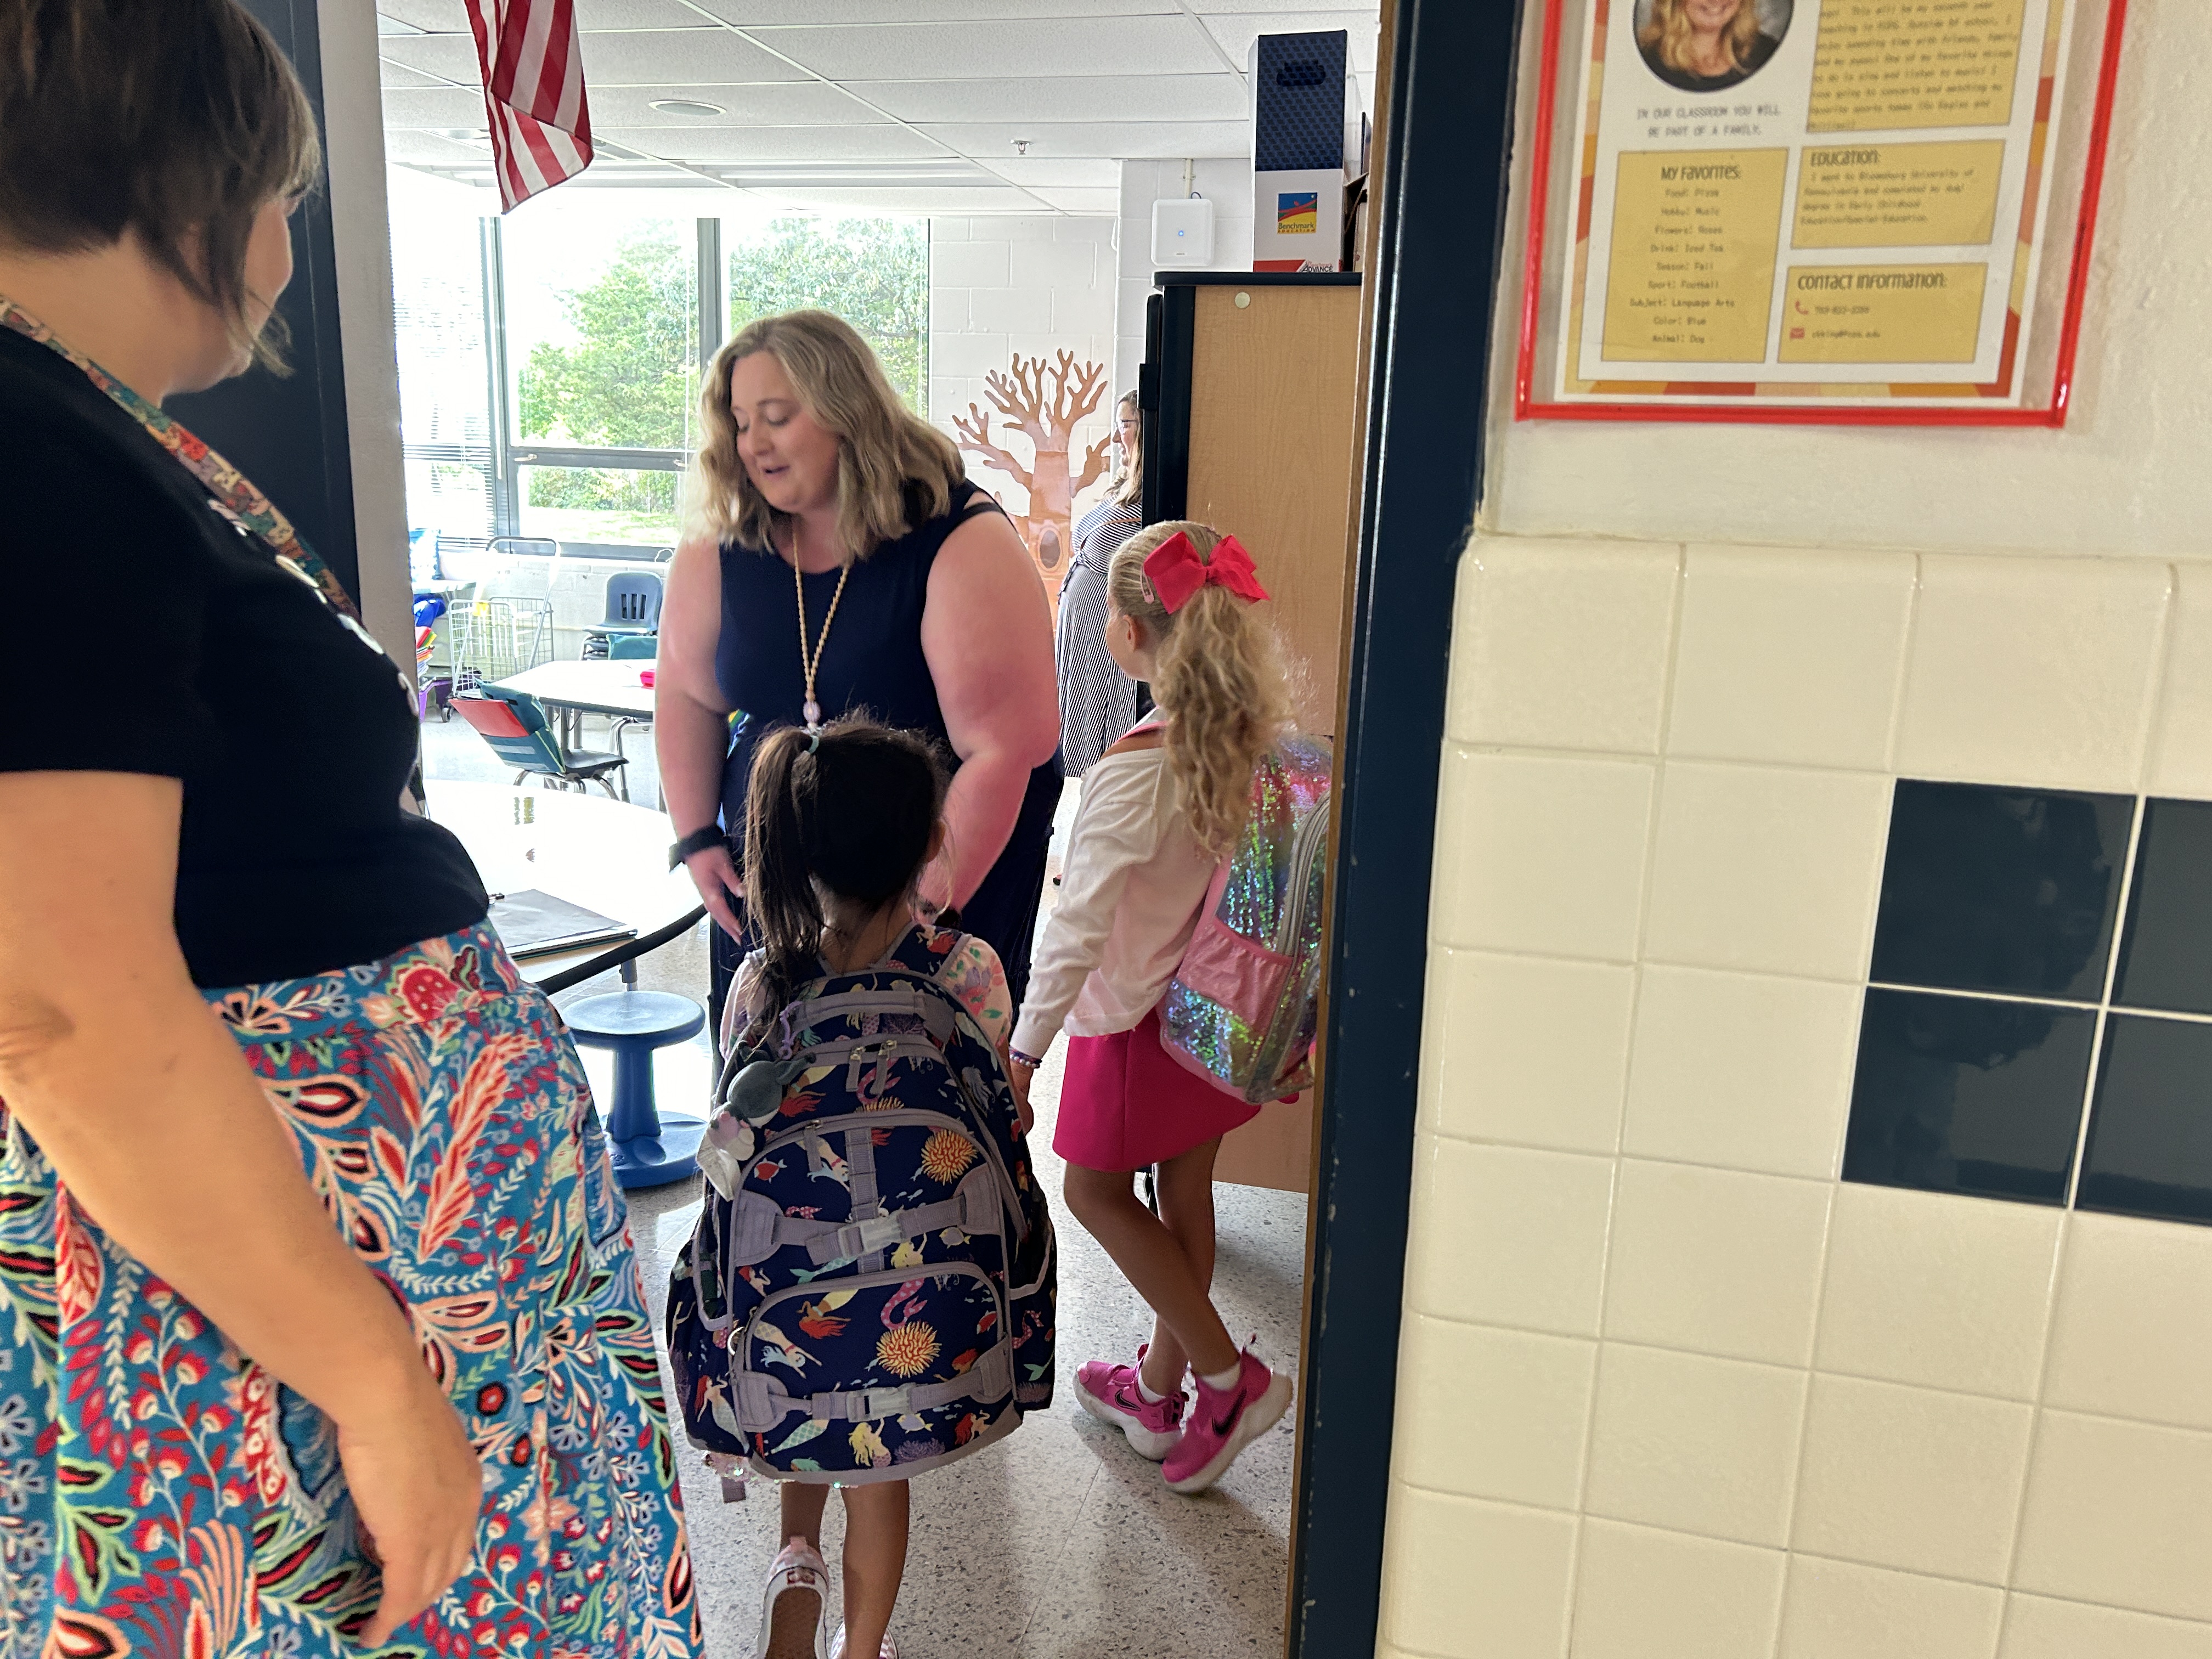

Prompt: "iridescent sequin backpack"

[1158,736,1334,1103]
[665,926,1056,1492]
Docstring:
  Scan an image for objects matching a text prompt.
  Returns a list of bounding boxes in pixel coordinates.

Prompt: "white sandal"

[756,1536,830,1659]
[829,1625,898,1659]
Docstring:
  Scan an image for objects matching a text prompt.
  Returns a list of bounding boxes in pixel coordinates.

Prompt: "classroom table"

[490,658,656,757]
[425,781,694,988]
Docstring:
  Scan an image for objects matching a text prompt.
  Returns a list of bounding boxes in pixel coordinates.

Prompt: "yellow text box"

[1779,263,1990,364]
[1794,140,2007,248]
[1602,148,1789,364]
[1809,0,2030,133]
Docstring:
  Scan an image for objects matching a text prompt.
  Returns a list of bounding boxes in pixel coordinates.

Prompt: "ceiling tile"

[383,86,492,128]
[384,129,492,163]
[859,73,1245,125]
[376,0,466,30]
[584,82,883,126]
[1203,10,1381,74]
[379,0,702,26]
[973,157,1123,187]
[916,120,1248,160]
[377,61,447,89]
[379,29,809,86]
[740,186,1042,213]
[691,0,1174,20]
[1197,0,1379,10]
[375,13,425,35]
[1025,186,1122,213]
[574,0,709,25]
[597,125,944,162]
[749,16,1222,81]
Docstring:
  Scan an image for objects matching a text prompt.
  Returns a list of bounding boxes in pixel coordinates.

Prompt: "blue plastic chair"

[584,571,663,659]
[453,689,629,799]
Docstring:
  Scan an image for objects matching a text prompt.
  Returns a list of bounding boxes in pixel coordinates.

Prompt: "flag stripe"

[466,0,594,212]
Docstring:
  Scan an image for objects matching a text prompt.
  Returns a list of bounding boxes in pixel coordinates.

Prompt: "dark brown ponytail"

[741,717,949,1023]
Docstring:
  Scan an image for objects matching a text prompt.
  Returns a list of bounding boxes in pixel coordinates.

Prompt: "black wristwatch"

[669,826,728,870]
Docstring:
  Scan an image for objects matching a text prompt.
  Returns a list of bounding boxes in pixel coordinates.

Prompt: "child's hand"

[1007,1058,1036,1137]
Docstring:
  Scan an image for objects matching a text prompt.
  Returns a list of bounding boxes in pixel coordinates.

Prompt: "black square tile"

[1842,988,2095,1204]
[1870,781,2132,1002]
[2078,1014,2212,1226]
[2113,799,2212,1016]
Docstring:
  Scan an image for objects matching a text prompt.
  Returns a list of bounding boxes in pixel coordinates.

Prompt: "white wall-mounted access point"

[1152,196,1216,269]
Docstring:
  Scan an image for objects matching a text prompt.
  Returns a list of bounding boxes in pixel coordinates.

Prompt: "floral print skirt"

[0,922,703,1659]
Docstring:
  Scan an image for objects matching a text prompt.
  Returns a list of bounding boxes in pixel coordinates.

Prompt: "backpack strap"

[725,1343,1014,1433]
[730,1167,1000,1274]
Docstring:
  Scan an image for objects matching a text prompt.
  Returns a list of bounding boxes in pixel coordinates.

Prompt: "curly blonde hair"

[1108,521,1293,855]
[1640,0,1762,74]
[684,309,966,557]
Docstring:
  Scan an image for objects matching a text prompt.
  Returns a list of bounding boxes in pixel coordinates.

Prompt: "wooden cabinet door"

[1183,283,1363,736]
[1181,282,1359,1193]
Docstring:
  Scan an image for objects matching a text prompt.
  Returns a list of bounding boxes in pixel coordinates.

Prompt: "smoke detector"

[650,99,726,117]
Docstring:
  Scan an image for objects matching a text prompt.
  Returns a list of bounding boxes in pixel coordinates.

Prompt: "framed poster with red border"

[1515,0,2129,426]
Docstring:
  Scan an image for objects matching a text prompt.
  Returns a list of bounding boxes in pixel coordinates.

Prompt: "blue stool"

[565,989,707,1189]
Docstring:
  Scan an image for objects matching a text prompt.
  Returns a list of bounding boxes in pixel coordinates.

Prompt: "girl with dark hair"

[0,3,699,1655]
[723,718,1028,1659]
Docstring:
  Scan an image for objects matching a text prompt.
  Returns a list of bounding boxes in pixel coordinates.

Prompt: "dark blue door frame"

[167,0,360,603]
[1289,1,1526,1652]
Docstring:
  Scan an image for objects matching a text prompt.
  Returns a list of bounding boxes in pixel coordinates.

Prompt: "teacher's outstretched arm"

[923,508,1062,909]
[658,537,746,939]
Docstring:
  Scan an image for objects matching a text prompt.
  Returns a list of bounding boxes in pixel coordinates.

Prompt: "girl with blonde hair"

[1007,520,1297,1495]
[657,308,1062,1034]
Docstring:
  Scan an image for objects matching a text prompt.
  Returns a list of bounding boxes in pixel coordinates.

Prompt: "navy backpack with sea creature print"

[666,926,1056,1488]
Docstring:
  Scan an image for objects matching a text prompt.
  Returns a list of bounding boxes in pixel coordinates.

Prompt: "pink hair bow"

[1143,531,1271,613]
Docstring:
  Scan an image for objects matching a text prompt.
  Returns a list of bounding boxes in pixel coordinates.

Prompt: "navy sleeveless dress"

[713,478,1063,1016]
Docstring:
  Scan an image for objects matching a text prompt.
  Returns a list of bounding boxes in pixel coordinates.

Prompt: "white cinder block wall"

[1378,5,2212,1658]
[1113,157,1256,397]
[927,215,1119,516]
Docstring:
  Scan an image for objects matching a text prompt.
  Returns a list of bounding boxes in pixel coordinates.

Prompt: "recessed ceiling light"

[650,99,726,118]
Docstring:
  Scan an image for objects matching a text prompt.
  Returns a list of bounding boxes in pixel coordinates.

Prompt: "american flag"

[464,0,595,212]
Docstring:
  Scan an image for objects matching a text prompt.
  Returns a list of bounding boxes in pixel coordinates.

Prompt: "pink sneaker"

[1163,1351,1293,1494]
[1075,1345,1187,1460]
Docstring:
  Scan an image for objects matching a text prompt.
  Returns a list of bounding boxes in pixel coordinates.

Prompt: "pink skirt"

[1054,1005,1262,1171]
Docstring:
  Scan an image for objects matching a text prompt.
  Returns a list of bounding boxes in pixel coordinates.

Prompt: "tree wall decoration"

[952,351,1112,619]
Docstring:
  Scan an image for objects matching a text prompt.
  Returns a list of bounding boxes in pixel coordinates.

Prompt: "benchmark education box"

[1515,0,2129,426]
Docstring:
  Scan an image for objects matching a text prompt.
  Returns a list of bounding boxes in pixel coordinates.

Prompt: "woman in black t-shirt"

[0,6,699,1656]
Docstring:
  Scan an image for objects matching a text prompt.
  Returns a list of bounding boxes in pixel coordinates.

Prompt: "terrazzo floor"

[422,712,1307,1658]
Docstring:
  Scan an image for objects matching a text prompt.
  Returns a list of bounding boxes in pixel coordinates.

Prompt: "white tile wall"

[926,214,1119,516]
[1572,1521,1785,1659]
[1111,156,1257,396]
[1380,537,2212,1659]
[1779,1556,2003,1659]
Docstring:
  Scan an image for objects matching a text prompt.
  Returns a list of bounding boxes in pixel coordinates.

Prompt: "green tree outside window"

[514,216,928,544]
[729,217,929,411]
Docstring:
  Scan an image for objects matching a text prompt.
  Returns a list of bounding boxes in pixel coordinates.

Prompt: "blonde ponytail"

[1107,521,1294,854]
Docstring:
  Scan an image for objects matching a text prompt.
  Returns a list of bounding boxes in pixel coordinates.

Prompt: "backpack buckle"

[834,1213,905,1261]
[857,1386,911,1420]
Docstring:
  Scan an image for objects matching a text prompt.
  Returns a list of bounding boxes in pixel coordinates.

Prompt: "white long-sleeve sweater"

[1012,743,1217,1057]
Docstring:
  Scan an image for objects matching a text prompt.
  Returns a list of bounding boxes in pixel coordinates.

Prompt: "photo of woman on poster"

[1636,0,1792,93]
